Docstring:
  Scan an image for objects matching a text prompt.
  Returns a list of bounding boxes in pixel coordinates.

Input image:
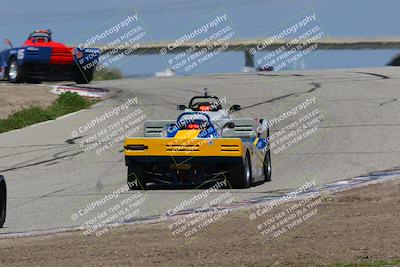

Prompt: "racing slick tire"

[7,58,24,83]
[0,176,6,228]
[229,152,252,189]
[127,165,147,190]
[263,149,272,182]
[74,68,94,84]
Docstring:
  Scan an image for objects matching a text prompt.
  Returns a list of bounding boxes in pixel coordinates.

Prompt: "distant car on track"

[0,30,100,84]
[257,65,274,72]
[0,175,6,228]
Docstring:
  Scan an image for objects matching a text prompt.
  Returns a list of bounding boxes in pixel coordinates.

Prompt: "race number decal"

[17,49,25,60]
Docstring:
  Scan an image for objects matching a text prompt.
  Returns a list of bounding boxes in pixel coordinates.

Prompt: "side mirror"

[4,39,13,48]
[177,105,187,111]
[230,104,241,112]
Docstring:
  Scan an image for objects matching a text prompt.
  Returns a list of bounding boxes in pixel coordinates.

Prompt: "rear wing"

[143,118,268,139]
[124,137,244,157]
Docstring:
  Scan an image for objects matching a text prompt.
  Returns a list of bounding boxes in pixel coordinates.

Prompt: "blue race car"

[0,30,100,84]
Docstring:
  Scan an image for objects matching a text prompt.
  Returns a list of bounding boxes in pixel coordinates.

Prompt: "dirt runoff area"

[0,83,57,119]
[0,179,399,267]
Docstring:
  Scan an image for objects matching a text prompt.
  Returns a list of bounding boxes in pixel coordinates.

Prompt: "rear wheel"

[229,152,252,189]
[127,165,146,190]
[7,58,24,83]
[0,178,6,228]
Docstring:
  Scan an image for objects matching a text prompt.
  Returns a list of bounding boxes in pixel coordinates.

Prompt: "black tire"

[0,177,6,228]
[7,58,24,83]
[229,152,252,189]
[127,165,146,190]
[25,78,42,84]
[74,68,94,84]
[263,149,272,182]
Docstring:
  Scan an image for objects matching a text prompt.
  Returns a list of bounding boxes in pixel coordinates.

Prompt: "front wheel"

[7,58,24,83]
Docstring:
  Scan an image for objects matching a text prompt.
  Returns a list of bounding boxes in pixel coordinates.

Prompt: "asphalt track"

[0,67,399,234]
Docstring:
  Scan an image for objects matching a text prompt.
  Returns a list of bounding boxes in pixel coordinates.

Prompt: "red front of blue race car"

[0,30,100,83]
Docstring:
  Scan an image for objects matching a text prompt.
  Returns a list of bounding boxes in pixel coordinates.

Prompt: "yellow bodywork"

[124,130,244,157]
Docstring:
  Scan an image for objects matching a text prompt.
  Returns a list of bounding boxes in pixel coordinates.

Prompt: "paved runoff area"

[0,67,399,234]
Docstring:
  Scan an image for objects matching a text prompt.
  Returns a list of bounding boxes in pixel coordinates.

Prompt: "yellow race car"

[124,90,271,189]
